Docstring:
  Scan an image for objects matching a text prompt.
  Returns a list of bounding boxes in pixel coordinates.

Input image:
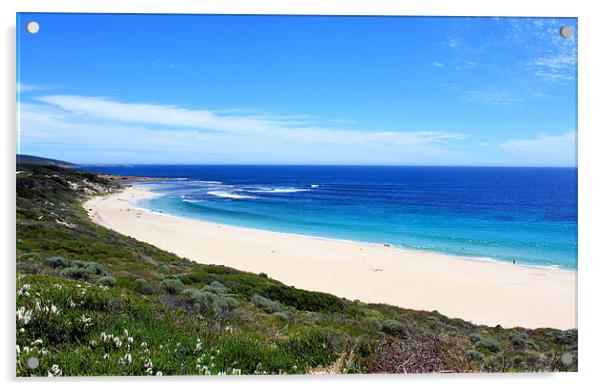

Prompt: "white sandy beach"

[84,186,577,330]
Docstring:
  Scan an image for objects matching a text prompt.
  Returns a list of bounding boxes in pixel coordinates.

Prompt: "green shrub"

[20,252,42,262]
[85,262,107,276]
[511,354,525,365]
[16,261,41,274]
[202,280,228,294]
[262,285,345,313]
[61,266,92,281]
[382,319,407,337]
[70,260,89,268]
[251,294,284,314]
[178,272,206,285]
[276,328,342,368]
[483,352,503,370]
[43,255,70,268]
[365,317,383,332]
[96,275,116,286]
[133,278,152,294]
[467,349,485,361]
[471,332,502,352]
[161,278,184,294]
[180,288,239,317]
[273,311,290,321]
[508,332,538,350]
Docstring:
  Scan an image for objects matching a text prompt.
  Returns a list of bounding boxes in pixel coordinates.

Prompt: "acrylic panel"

[16,13,577,376]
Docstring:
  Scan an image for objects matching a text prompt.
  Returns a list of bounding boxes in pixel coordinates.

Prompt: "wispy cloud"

[500,131,576,166]
[17,83,41,93]
[438,18,577,105]
[20,95,470,164]
[35,95,466,145]
[528,53,576,83]
[454,60,478,71]
[509,18,577,84]
[447,37,461,48]
[462,90,525,106]
[442,84,525,106]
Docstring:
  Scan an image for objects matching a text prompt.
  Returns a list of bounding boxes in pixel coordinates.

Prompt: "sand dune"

[84,186,577,329]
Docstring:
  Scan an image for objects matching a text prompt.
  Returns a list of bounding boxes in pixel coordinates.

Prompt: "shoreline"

[135,190,571,273]
[85,186,577,330]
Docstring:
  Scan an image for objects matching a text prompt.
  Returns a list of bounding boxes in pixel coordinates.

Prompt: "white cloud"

[528,52,576,83]
[35,95,287,135]
[431,61,444,68]
[447,37,460,48]
[19,96,470,164]
[17,83,40,93]
[462,90,525,106]
[500,131,576,166]
[20,94,575,166]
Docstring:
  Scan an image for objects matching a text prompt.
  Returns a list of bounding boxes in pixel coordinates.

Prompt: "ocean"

[79,165,578,270]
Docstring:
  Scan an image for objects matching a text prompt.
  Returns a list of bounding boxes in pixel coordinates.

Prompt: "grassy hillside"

[16,164,578,376]
[16,154,75,168]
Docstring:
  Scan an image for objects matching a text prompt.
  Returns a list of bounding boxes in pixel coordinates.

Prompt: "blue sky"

[17,14,577,166]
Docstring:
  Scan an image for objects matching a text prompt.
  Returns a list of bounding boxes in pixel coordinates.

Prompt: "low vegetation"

[16,164,578,376]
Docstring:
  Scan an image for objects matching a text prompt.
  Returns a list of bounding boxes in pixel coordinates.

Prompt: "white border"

[2,1,600,389]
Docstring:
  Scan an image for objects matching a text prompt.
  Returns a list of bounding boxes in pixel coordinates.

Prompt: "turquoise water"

[81,165,578,270]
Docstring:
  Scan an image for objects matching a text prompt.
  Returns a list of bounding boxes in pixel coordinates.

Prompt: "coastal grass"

[16,164,578,375]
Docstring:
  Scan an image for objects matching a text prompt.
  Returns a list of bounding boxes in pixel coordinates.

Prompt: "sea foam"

[248,187,309,194]
[207,190,257,200]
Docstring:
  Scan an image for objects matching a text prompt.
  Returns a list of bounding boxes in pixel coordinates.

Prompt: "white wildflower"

[48,364,62,377]
[31,339,43,346]
[80,315,93,329]
[17,307,33,325]
[16,345,20,355]
[18,284,31,297]
[156,371,163,376]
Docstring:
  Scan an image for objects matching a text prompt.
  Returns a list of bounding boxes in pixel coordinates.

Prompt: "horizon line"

[15,154,577,169]
[75,162,577,169]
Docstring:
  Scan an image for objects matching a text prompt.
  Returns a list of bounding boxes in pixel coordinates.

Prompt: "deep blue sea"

[79,165,578,270]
